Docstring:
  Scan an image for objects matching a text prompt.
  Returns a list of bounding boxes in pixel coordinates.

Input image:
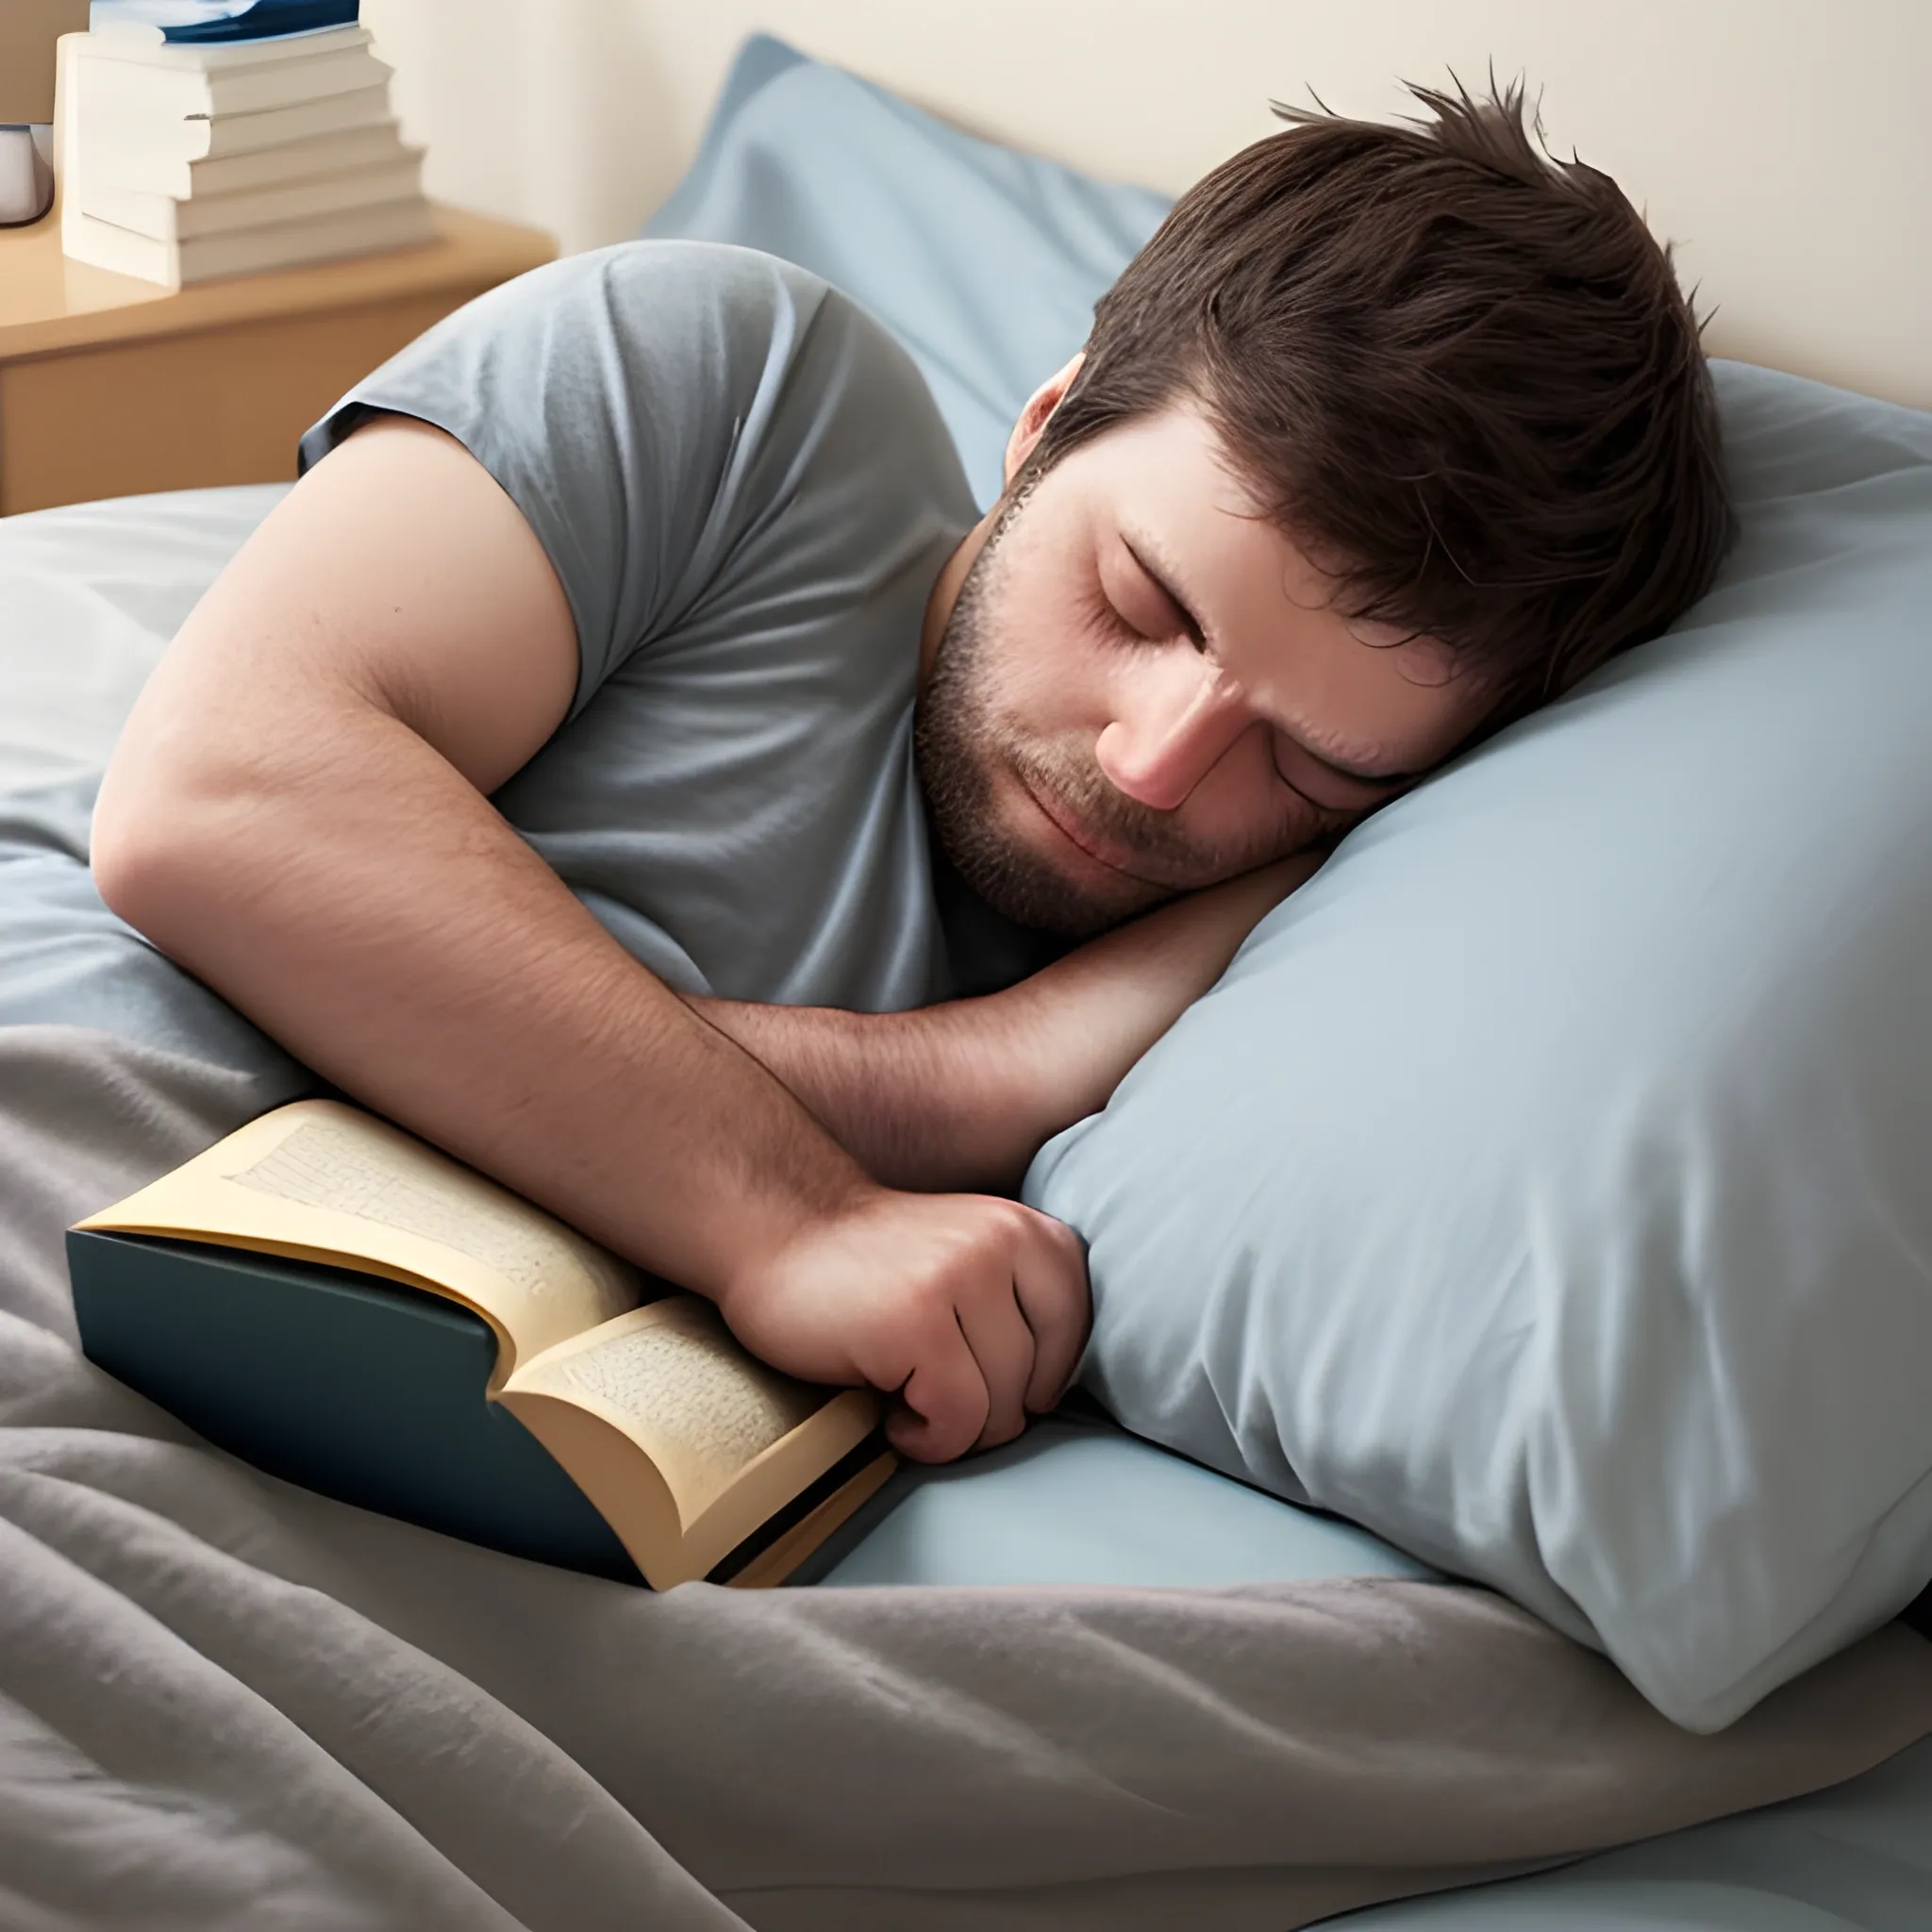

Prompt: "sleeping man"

[73,79,1734,1464]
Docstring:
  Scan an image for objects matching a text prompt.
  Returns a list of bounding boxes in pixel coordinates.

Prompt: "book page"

[506,1299,838,1529]
[226,1120,590,1298]
[75,1100,640,1381]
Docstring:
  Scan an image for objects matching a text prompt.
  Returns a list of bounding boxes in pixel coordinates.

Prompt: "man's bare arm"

[92,418,1090,1460]
[686,851,1319,1194]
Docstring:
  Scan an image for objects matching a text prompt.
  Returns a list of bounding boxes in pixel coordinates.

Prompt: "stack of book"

[58,7,432,288]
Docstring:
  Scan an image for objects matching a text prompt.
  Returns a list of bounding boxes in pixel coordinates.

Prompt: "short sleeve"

[297,240,840,715]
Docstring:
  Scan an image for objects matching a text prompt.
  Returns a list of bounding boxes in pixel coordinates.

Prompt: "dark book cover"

[69,1227,893,1588]
[69,1226,642,1582]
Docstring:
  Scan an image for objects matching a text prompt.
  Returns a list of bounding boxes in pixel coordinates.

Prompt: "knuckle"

[980,1416,1024,1452]
[940,1411,986,1463]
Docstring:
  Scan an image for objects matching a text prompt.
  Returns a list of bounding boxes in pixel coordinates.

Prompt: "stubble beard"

[914,507,1228,940]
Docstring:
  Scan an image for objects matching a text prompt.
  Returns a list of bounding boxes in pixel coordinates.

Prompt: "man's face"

[915,397,1494,937]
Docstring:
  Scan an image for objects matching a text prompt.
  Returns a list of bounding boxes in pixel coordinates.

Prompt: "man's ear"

[1003,353,1085,487]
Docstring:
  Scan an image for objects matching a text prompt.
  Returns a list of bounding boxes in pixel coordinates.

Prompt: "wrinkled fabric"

[4,1024,1932,1930]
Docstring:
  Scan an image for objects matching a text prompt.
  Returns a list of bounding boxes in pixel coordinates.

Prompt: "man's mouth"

[1018,776,1167,887]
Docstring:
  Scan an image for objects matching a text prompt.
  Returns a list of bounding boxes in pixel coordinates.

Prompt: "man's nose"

[1094,653,1255,813]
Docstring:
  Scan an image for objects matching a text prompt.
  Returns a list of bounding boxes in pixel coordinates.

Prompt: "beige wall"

[359,0,1931,409]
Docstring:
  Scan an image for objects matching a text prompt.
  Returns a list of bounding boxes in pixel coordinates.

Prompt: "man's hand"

[719,1186,1090,1461]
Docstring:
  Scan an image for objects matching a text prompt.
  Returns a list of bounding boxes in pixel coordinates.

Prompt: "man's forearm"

[689,849,1323,1195]
[92,700,880,1301]
[94,659,1314,1260]
[683,993,1042,1195]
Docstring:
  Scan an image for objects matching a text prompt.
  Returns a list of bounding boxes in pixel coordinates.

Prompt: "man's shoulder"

[580,235,829,291]
[476,238,892,379]
[303,233,975,708]
[447,236,965,484]
[528,236,834,313]
[309,230,974,518]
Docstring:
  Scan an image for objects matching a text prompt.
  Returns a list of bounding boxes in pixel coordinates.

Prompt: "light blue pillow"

[642,33,1169,508]
[647,38,1932,1726]
[805,1415,1436,1588]
[1026,364,1932,1733]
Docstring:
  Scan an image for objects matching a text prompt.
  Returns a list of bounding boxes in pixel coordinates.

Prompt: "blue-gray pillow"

[647,37,1932,1728]
[643,33,1168,508]
[1025,363,1932,1733]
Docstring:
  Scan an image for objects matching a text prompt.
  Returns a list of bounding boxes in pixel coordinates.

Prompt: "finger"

[887,1317,990,1463]
[1011,1210,1091,1412]
[950,1285,1038,1451]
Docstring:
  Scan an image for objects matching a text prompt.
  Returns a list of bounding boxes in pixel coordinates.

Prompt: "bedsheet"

[5,488,1932,1929]
[1348,1731,1932,1929]
[0,484,291,798]
[818,1431,1932,1927]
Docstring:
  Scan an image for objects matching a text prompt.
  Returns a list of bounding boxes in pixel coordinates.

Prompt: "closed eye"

[1091,582,1187,650]
[1117,540,1205,649]
[1091,587,1158,645]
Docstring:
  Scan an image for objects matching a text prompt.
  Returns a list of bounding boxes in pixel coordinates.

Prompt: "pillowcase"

[642,33,1168,508]
[807,1414,1436,1588]
[648,33,1932,1730]
[1025,362,1932,1733]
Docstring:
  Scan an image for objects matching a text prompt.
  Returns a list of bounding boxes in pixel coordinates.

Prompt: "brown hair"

[1025,70,1738,721]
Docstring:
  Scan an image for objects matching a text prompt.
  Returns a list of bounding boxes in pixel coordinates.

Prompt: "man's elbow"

[90,754,246,951]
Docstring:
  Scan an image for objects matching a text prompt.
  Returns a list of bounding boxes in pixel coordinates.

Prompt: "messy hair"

[1024,70,1738,720]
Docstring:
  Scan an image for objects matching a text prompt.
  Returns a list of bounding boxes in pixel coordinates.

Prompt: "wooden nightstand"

[0,202,556,514]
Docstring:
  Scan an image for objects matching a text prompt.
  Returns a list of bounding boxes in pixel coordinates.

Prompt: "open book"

[71,1100,893,1589]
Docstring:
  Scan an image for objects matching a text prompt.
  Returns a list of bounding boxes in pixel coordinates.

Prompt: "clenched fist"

[716,1186,1091,1462]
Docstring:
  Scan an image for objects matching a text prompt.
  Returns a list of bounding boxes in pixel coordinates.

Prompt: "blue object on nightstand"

[90,0,358,42]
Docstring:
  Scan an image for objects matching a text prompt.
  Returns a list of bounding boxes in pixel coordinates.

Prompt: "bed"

[6,22,1932,1932]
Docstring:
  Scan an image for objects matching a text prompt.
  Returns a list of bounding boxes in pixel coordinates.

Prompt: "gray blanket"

[5,1023,1932,1930]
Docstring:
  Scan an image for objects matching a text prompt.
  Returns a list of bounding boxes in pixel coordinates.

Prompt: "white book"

[64,196,435,290]
[87,120,410,198]
[75,40,391,120]
[83,152,425,242]
[91,83,397,168]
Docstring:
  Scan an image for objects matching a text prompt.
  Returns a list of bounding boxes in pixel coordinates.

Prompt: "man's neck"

[919,508,999,683]
[924,810,1074,1001]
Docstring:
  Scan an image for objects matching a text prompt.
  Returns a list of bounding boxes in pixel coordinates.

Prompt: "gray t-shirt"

[0,240,1060,1082]
[301,239,1016,1011]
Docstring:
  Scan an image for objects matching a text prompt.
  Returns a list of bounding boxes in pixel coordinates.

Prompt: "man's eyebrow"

[1119,531,1414,790]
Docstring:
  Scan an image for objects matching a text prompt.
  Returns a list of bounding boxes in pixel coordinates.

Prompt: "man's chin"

[956,841,1169,939]
[924,749,1178,934]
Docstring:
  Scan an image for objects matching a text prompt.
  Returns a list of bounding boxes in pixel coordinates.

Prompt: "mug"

[0,125,55,227]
